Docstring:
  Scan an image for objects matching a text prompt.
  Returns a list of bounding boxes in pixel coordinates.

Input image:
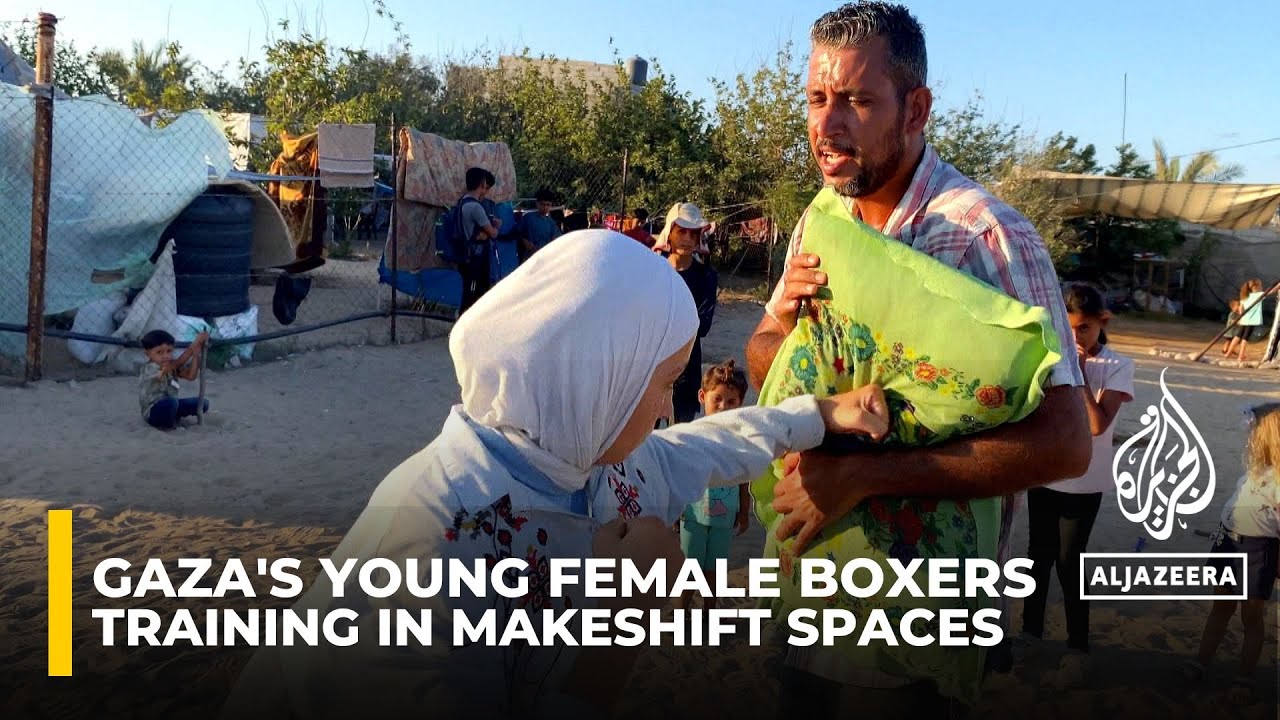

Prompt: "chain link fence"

[0,92,636,382]
[0,88,413,382]
[0,19,781,383]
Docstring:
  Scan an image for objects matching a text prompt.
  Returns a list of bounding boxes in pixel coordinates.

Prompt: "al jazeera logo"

[1081,368,1247,601]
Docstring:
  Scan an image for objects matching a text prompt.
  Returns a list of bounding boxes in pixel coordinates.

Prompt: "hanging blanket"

[750,188,1062,703]
[386,129,517,273]
[397,128,516,207]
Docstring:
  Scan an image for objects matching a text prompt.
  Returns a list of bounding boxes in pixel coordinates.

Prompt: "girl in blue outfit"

[676,359,752,610]
[221,230,890,720]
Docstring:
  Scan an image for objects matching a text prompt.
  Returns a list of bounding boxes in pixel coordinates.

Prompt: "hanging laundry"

[317,123,376,188]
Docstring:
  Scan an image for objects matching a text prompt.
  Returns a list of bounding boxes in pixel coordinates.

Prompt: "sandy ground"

[1,288,1278,719]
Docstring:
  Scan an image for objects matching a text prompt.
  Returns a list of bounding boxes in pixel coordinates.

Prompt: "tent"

[1028,171,1280,231]
[380,128,519,311]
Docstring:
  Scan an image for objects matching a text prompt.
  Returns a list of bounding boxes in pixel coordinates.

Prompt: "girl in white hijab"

[221,230,888,720]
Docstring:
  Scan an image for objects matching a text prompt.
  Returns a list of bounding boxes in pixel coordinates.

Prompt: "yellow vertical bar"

[48,509,72,676]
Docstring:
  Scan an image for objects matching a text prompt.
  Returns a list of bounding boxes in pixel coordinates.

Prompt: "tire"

[175,193,255,226]
[173,250,251,277]
[175,273,251,318]
[169,223,254,253]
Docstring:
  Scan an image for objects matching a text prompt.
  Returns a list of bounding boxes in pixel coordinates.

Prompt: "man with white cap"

[653,202,712,257]
[656,202,718,423]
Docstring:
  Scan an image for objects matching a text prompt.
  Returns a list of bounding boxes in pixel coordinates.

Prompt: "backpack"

[436,195,481,266]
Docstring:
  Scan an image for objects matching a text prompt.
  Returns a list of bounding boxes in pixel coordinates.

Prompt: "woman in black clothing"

[657,202,718,424]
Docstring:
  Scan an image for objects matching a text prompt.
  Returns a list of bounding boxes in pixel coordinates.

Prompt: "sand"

[1,291,1277,719]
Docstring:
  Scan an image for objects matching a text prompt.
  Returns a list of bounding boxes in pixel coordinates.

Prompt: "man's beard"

[824,112,908,199]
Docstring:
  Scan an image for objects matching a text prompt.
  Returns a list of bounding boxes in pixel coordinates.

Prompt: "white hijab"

[449,229,699,493]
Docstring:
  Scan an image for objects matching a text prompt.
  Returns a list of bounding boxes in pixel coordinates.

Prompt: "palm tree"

[1152,138,1245,183]
[96,40,196,111]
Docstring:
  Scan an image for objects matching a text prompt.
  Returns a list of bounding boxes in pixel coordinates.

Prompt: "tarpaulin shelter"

[0,80,295,358]
[379,128,517,310]
[1028,171,1280,231]
[266,123,377,263]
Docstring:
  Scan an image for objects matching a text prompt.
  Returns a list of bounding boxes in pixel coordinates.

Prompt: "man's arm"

[746,314,788,390]
[772,384,1091,552]
[463,203,499,241]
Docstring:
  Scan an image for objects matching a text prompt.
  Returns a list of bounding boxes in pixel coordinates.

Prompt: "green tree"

[95,40,203,113]
[1041,132,1099,174]
[1152,138,1245,182]
[926,91,1020,183]
[1107,142,1153,178]
[711,42,816,236]
[4,24,111,97]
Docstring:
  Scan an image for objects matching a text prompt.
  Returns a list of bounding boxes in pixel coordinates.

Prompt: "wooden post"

[25,13,57,383]
[1264,300,1280,365]
[1189,279,1280,362]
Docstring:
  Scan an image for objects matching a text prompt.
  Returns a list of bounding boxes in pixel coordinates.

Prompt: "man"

[623,208,655,248]
[743,3,1091,716]
[458,167,501,313]
[518,187,562,261]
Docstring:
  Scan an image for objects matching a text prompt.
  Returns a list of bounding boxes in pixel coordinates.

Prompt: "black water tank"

[167,191,254,318]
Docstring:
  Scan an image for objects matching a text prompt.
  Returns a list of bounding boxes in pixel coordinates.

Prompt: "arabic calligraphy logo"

[1112,368,1215,541]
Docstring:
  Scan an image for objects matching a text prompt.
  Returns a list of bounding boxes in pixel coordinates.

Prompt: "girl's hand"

[817,385,890,441]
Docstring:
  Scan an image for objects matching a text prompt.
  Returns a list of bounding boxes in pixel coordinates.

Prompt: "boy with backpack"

[439,167,501,314]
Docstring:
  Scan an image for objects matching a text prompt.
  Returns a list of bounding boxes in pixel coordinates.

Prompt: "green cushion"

[751,188,1062,702]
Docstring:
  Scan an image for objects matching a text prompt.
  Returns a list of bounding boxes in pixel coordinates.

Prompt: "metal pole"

[1121,73,1127,148]
[619,149,629,226]
[25,13,57,383]
[196,343,208,425]
[389,115,398,343]
[766,219,778,291]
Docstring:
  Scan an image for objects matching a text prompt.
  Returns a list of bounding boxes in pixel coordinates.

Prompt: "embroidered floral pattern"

[608,475,642,519]
[790,346,819,385]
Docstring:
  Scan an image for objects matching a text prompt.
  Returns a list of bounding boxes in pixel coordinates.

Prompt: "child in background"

[139,329,210,430]
[1221,299,1243,356]
[675,360,752,610]
[1018,284,1135,689]
[1183,402,1280,702]
[1226,279,1265,362]
[518,187,562,261]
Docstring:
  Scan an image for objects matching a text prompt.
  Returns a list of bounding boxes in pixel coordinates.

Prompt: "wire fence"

[0,88,649,382]
[0,19,786,382]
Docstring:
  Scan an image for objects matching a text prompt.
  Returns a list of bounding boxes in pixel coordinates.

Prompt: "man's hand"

[493,217,503,231]
[771,254,827,334]
[592,517,683,612]
[771,451,864,554]
[734,508,751,537]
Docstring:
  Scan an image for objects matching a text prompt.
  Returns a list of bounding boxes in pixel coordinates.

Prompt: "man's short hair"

[465,167,496,192]
[810,2,927,101]
[634,208,648,222]
[534,187,556,203]
[141,329,176,350]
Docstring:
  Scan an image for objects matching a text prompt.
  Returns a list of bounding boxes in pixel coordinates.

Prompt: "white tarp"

[1029,171,1280,231]
[0,85,232,357]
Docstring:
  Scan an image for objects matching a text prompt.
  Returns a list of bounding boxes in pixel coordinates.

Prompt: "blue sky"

[17,0,1280,182]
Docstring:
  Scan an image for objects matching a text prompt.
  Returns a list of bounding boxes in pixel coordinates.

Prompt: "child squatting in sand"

[139,329,210,430]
